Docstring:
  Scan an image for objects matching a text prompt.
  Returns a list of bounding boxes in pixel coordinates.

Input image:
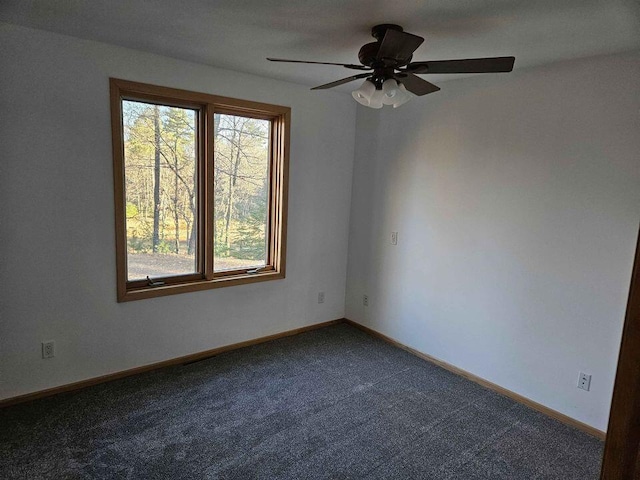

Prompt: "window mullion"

[204,104,215,280]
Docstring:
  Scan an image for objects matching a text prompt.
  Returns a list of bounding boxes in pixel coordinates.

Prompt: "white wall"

[0,23,356,400]
[345,51,640,431]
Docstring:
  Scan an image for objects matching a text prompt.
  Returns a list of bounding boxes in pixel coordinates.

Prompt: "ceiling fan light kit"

[352,78,413,108]
[351,79,376,106]
[392,83,413,108]
[268,24,515,109]
[382,78,399,101]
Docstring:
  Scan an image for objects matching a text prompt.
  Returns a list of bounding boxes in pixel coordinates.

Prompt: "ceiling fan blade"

[407,56,515,74]
[376,29,424,62]
[267,58,370,71]
[311,73,370,90]
[395,73,440,96]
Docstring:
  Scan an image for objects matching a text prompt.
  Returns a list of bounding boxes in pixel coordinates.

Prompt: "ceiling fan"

[268,24,515,108]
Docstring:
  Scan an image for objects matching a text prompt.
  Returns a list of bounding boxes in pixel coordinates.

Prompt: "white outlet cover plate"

[42,341,55,359]
[578,372,591,391]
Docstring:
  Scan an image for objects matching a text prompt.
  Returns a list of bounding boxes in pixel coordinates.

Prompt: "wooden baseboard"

[343,319,606,441]
[0,316,607,441]
[0,318,344,408]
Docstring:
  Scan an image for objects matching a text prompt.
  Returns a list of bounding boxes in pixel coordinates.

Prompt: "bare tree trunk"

[185,218,192,254]
[187,153,197,255]
[224,169,233,248]
[187,157,196,255]
[174,158,180,254]
[223,121,243,251]
[152,105,161,253]
[171,138,180,254]
[187,213,196,255]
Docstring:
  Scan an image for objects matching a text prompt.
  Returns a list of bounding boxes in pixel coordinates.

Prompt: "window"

[110,79,289,301]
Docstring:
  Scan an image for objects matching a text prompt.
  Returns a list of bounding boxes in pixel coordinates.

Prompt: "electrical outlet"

[363,294,369,307]
[318,291,325,304]
[391,231,398,245]
[577,372,591,391]
[42,341,55,359]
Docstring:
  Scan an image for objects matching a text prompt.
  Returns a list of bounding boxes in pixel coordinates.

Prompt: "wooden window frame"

[110,78,290,302]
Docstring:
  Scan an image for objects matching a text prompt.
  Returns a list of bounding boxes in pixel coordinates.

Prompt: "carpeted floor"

[0,323,603,479]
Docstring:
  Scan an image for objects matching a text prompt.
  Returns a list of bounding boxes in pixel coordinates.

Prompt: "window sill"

[118,270,285,302]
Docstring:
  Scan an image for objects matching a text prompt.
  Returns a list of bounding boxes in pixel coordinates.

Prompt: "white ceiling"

[1,0,639,91]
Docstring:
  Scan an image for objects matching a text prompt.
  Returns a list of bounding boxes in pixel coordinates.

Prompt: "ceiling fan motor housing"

[358,42,380,67]
[359,24,413,69]
[371,23,404,41]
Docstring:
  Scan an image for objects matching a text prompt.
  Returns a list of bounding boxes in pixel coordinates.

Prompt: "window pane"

[214,114,270,272]
[122,100,198,281]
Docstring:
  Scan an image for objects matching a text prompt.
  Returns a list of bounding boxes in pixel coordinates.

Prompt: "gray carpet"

[0,323,603,479]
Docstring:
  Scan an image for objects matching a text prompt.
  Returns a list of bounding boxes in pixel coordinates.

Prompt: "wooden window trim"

[110,78,289,302]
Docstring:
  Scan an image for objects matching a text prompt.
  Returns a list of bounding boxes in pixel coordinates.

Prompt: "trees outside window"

[111,79,289,301]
